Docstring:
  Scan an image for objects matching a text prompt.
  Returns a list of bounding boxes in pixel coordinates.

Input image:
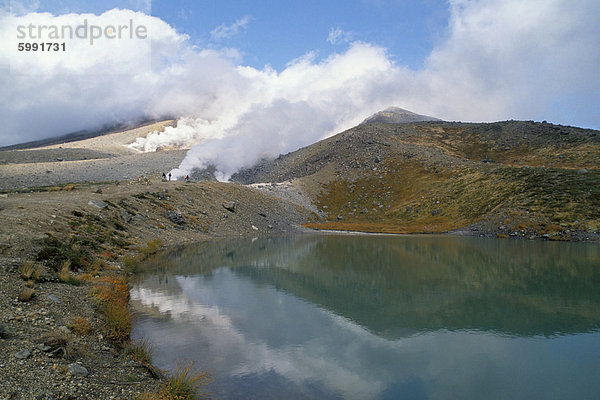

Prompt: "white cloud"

[210,15,251,40]
[1,0,598,180]
[327,27,352,45]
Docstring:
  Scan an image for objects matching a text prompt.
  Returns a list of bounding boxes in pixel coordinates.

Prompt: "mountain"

[360,106,441,124]
[232,117,600,240]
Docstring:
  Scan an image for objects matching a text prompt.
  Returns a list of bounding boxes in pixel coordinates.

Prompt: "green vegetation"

[37,236,93,271]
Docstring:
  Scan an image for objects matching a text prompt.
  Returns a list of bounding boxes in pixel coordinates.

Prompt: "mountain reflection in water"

[131,235,600,400]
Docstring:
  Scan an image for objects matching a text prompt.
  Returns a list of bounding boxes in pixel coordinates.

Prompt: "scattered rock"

[47,294,60,302]
[431,209,442,216]
[57,326,71,334]
[165,211,184,225]
[251,225,259,231]
[67,363,89,377]
[133,214,147,222]
[0,324,6,338]
[88,200,108,209]
[577,168,588,174]
[337,215,344,220]
[94,187,103,194]
[15,349,31,360]
[223,201,236,213]
[120,210,132,223]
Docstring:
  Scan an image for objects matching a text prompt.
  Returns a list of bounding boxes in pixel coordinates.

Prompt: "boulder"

[120,210,132,223]
[15,349,31,359]
[165,211,184,225]
[67,363,89,377]
[223,201,236,213]
[88,200,108,209]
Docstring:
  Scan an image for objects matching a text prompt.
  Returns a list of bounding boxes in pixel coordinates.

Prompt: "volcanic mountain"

[360,106,441,124]
[232,110,600,239]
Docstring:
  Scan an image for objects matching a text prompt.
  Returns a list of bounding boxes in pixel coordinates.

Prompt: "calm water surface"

[131,235,600,399]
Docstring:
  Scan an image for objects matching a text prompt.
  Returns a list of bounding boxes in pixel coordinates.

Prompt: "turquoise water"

[131,235,600,399]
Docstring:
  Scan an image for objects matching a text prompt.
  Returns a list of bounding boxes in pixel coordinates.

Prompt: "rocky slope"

[232,119,600,240]
[0,177,317,399]
[360,106,441,124]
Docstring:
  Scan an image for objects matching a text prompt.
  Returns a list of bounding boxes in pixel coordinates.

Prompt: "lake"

[130,235,600,399]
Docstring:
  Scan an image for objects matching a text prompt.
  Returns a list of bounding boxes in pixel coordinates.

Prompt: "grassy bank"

[305,160,600,239]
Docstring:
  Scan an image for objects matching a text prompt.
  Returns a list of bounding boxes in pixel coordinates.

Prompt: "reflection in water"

[131,235,600,400]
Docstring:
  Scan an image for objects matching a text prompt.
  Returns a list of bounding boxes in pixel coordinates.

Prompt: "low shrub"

[141,238,164,257]
[42,329,79,360]
[124,339,153,365]
[20,261,44,281]
[92,276,131,342]
[18,288,35,302]
[68,316,92,336]
[57,261,81,285]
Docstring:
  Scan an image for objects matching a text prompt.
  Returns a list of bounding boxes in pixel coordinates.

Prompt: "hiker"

[168,172,171,181]
[184,175,189,182]
[162,172,166,180]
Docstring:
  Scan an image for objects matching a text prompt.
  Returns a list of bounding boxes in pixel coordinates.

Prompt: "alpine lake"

[131,234,600,399]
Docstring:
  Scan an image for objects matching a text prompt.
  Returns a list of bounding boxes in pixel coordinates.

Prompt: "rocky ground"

[0,121,319,399]
[0,178,318,399]
[233,120,600,240]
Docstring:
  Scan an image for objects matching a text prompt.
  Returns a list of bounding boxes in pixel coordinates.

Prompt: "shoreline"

[1,176,598,398]
[0,177,316,399]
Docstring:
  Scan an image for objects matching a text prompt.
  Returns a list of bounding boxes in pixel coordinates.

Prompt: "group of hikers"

[162,172,190,182]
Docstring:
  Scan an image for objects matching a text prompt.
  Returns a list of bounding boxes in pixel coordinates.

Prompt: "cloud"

[1,1,598,179]
[327,27,352,45]
[210,15,251,40]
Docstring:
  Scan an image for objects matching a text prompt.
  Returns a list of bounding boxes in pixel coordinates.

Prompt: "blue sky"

[26,0,449,70]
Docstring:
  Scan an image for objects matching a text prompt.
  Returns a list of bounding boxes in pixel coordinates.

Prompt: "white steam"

[1,0,599,181]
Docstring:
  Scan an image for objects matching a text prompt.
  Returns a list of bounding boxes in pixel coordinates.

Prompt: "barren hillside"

[232,120,600,240]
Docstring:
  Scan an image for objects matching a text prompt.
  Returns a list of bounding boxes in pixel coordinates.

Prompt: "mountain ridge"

[232,118,600,240]
[360,106,441,124]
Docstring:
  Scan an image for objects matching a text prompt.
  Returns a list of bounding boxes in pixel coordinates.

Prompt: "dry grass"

[57,261,81,285]
[310,157,600,236]
[124,238,165,274]
[68,316,92,336]
[42,329,80,360]
[18,287,35,302]
[138,362,212,400]
[124,339,154,366]
[92,275,131,342]
[140,238,164,257]
[20,261,44,281]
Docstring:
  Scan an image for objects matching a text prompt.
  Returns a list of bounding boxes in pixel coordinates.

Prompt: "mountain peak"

[361,107,441,124]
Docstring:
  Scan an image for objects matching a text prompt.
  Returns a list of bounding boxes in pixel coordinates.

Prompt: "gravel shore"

[0,150,187,192]
[0,124,320,399]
